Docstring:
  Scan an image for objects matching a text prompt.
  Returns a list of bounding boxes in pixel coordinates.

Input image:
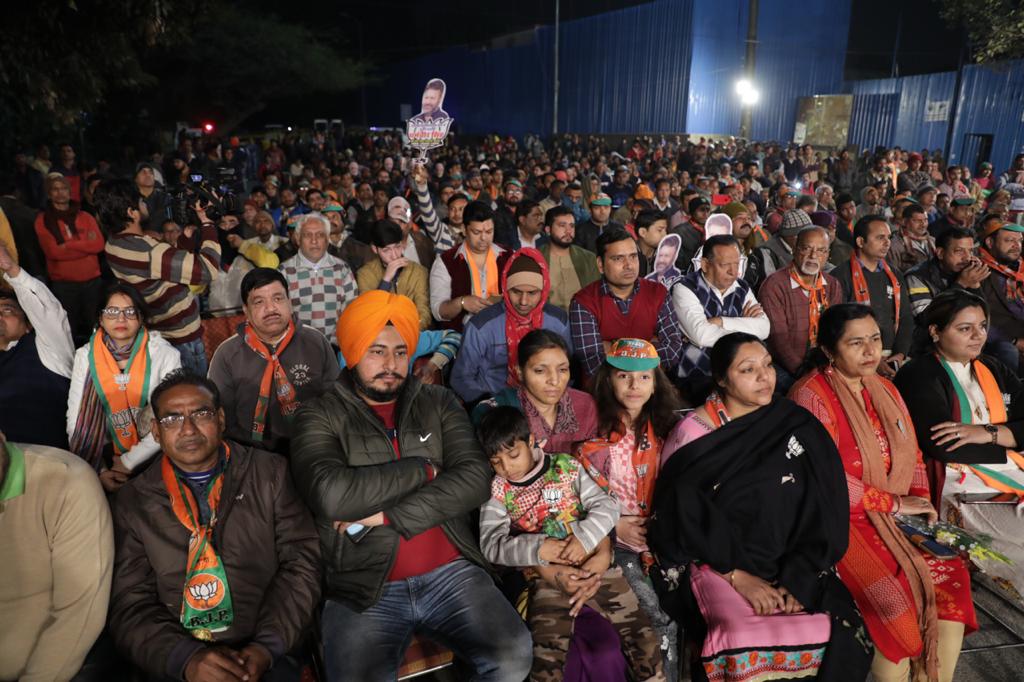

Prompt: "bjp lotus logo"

[185,573,225,611]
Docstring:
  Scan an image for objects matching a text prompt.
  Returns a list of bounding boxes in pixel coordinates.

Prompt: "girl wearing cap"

[651,332,871,682]
[577,338,682,680]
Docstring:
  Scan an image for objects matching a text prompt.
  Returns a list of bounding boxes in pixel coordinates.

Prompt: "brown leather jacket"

[108,443,321,680]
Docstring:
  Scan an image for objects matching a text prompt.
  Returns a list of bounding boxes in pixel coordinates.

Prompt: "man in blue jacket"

[451,248,572,403]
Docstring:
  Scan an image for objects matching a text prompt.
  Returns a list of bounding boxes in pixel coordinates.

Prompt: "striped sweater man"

[104,224,222,346]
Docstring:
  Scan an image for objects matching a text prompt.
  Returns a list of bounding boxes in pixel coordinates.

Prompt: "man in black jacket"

[109,370,321,682]
[290,290,532,681]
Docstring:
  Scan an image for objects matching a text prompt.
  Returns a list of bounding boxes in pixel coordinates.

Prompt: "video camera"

[170,174,241,225]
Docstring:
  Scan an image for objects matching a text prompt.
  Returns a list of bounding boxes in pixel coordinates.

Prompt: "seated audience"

[652,333,871,682]
[356,219,432,329]
[473,329,597,454]
[570,228,683,379]
[477,406,663,680]
[0,430,113,682]
[66,283,181,491]
[887,204,935,274]
[540,205,601,311]
[574,193,623,254]
[746,208,811,291]
[289,291,532,681]
[976,218,1024,374]
[0,243,74,448]
[895,290,1024,597]
[452,248,570,404]
[906,227,989,321]
[577,338,683,680]
[672,234,769,401]
[108,370,321,682]
[759,226,842,389]
[279,212,357,343]
[208,268,339,456]
[833,216,914,379]
[790,304,976,682]
[430,200,511,332]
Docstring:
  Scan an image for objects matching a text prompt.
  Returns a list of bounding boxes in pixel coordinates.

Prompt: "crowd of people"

[3,129,1024,682]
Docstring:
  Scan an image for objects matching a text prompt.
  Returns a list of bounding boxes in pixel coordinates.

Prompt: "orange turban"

[336,291,420,367]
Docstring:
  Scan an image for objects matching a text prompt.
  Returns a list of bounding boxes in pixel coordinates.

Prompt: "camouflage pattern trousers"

[615,548,680,682]
[527,565,666,681]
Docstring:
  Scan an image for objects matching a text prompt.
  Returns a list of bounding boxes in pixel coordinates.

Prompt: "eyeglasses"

[796,246,830,257]
[157,408,217,430]
[0,305,21,317]
[101,307,140,320]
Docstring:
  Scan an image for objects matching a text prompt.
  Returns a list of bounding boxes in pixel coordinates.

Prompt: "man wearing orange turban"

[336,290,420,369]
[291,293,533,682]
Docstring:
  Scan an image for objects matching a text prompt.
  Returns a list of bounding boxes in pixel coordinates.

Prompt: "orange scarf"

[789,265,828,345]
[978,247,1024,303]
[88,329,151,455]
[161,445,235,638]
[850,255,901,334]
[466,248,500,299]
[942,358,1024,496]
[577,419,661,516]
[244,321,297,443]
[823,370,939,680]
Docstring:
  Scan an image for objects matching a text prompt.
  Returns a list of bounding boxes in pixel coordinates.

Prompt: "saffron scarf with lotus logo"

[161,445,234,641]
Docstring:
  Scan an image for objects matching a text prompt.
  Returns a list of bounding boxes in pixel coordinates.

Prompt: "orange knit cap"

[336,291,420,367]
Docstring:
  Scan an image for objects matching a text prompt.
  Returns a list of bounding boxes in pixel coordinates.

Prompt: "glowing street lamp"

[734,79,760,106]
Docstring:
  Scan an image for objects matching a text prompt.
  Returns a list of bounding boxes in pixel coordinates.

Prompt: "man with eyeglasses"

[571,228,684,379]
[279,212,357,343]
[0,241,75,448]
[759,226,843,391]
[108,369,321,682]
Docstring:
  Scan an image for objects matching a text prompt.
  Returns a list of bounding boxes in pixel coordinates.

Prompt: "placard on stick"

[406,78,453,164]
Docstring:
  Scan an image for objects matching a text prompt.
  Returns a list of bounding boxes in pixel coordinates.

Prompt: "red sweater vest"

[573,279,667,342]
[438,246,512,332]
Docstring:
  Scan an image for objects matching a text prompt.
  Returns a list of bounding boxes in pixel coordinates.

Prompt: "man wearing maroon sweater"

[290,291,532,681]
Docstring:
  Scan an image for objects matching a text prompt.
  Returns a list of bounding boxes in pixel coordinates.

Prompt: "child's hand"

[538,537,570,564]
[558,536,588,565]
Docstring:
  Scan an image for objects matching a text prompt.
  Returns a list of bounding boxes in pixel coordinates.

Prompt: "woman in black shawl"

[649,332,871,682]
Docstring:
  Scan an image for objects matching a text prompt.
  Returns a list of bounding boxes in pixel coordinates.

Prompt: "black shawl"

[649,397,848,610]
[648,398,872,682]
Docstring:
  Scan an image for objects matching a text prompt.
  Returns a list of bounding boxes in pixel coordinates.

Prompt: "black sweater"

[894,352,1024,466]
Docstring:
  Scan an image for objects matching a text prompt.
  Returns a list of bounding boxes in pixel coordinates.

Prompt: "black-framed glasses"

[102,307,139,320]
[157,408,217,430]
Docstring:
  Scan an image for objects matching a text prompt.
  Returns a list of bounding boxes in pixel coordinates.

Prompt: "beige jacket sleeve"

[21,454,113,681]
[0,207,16,263]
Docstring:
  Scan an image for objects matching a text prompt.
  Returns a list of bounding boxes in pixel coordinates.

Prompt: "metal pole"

[943,31,966,163]
[553,0,560,136]
[739,0,759,139]
[890,0,904,79]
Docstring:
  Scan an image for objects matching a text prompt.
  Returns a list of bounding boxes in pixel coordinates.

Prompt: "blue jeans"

[321,559,532,682]
[175,337,208,376]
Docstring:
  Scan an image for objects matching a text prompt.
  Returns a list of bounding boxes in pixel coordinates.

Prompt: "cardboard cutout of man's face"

[421,86,444,115]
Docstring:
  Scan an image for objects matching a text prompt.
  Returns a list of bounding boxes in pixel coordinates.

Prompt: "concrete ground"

[418,574,1024,681]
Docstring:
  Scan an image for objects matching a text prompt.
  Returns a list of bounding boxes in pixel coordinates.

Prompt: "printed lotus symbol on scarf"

[184,573,225,610]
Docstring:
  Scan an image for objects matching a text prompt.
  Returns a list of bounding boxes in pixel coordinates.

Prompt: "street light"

[734,79,760,106]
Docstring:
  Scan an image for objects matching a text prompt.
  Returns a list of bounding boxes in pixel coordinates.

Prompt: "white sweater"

[65,331,182,471]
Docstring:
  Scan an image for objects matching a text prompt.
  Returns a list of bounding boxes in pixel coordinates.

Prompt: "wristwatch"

[984,424,999,444]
